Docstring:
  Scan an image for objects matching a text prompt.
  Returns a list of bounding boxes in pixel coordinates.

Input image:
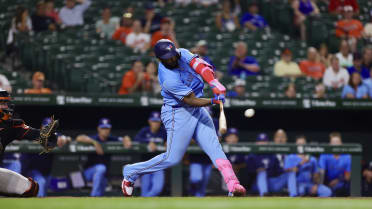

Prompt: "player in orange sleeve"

[112,12,133,44]
[118,60,150,95]
[299,47,326,79]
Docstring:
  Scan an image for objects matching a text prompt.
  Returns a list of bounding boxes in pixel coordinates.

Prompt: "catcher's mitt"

[38,115,59,154]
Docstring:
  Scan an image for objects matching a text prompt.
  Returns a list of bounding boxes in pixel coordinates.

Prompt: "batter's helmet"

[154,39,179,59]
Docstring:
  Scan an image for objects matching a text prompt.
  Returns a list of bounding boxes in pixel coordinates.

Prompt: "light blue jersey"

[284,154,319,183]
[319,154,351,182]
[158,48,204,106]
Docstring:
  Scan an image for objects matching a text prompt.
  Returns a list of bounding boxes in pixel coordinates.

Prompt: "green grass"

[1,197,372,209]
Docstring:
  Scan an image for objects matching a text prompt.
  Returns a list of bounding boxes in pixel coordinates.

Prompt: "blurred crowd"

[0,0,372,100]
[2,110,372,197]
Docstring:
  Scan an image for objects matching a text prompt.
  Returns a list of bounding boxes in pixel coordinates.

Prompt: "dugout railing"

[4,142,362,196]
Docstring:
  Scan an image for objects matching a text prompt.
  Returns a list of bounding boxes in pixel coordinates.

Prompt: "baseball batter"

[122,39,246,197]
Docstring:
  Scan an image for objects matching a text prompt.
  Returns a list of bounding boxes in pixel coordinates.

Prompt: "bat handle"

[219,102,224,111]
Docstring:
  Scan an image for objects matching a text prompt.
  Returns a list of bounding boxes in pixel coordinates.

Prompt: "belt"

[163,104,182,108]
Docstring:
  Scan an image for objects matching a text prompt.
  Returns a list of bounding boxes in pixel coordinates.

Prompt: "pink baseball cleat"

[228,184,246,197]
[121,179,134,197]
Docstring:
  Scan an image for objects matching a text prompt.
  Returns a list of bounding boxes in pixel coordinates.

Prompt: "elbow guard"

[190,57,215,83]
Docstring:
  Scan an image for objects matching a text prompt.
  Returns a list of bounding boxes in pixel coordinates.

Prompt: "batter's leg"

[0,168,38,197]
[123,107,198,183]
[193,108,246,196]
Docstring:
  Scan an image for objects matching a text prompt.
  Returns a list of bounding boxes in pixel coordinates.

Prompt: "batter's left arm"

[189,57,226,95]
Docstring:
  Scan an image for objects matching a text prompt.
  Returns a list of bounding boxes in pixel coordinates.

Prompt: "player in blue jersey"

[248,133,289,196]
[284,135,332,197]
[319,132,351,196]
[134,111,167,197]
[122,39,246,197]
[76,118,122,197]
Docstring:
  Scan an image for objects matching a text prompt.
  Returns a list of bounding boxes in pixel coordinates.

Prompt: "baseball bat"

[219,102,227,135]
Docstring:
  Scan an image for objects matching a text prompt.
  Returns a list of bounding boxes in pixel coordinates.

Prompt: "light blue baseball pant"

[254,171,290,196]
[84,164,107,197]
[297,182,332,197]
[29,170,50,197]
[141,170,165,197]
[124,105,227,183]
[189,163,212,197]
[3,161,22,174]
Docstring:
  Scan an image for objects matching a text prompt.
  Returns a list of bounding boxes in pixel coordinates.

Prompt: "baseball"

[244,108,255,118]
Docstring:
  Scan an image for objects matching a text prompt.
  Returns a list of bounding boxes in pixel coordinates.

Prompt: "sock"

[215,159,239,192]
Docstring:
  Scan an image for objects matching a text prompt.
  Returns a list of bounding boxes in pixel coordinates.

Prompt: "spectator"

[342,72,368,99]
[59,0,91,27]
[284,135,332,197]
[118,60,150,95]
[335,6,363,50]
[76,118,129,196]
[313,83,327,98]
[329,0,359,15]
[323,56,349,89]
[6,6,32,48]
[363,68,372,98]
[291,0,320,41]
[0,74,12,93]
[45,0,61,25]
[285,83,297,98]
[227,79,247,98]
[189,107,218,197]
[362,45,372,70]
[318,43,332,68]
[274,49,302,77]
[335,40,353,68]
[141,3,164,34]
[31,1,56,33]
[319,132,351,196]
[273,129,288,144]
[240,3,267,31]
[363,11,372,39]
[347,52,370,79]
[24,72,52,94]
[192,40,223,79]
[299,47,326,79]
[194,0,219,7]
[228,42,260,78]
[215,0,240,32]
[192,40,214,67]
[112,13,133,44]
[133,112,166,197]
[150,18,178,48]
[248,133,289,196]
[126,20,150,54]
[96,7,119,39]
[145,61,161,94]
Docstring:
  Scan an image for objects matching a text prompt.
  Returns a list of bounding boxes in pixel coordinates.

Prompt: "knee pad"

[22,177,39,197]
